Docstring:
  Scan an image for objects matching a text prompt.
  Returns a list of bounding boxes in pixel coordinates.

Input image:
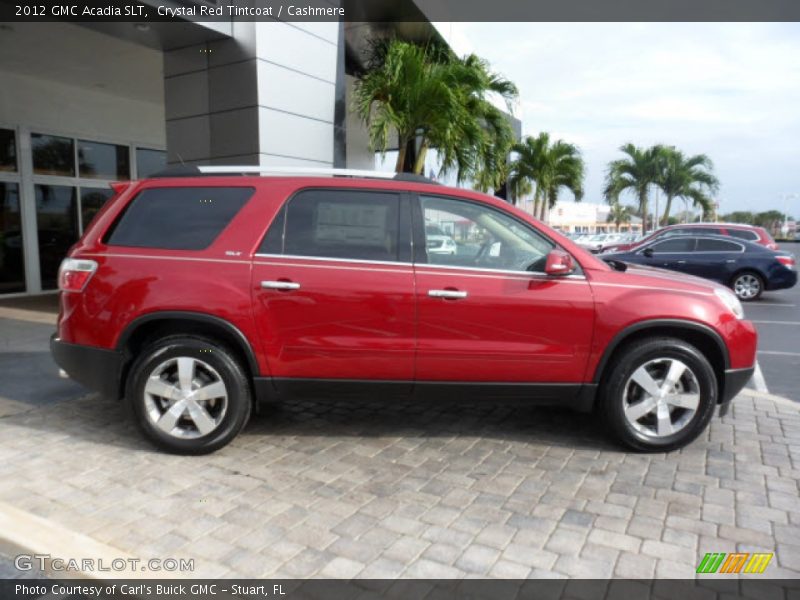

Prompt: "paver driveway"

[2,384,799,579]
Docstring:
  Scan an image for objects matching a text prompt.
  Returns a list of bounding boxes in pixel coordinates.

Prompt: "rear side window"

[649,237,696,252]
[696,238,743,252]
[106,187,253,250]
[728,229,759,241]
[260,189,401,262]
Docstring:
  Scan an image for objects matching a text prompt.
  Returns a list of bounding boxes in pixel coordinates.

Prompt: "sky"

[432,22,800,216]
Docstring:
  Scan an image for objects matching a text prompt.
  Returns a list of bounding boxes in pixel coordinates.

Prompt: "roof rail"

[150,165,439,184]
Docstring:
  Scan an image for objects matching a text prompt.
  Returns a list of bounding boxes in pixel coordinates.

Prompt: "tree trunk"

[394,139,407,173]
[662,195,674,227]
[532,188,541,219]
[412,140,429,175]
[640,190,649,234]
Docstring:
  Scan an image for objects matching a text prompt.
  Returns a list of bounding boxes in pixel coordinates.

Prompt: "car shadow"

[5,385,619,454]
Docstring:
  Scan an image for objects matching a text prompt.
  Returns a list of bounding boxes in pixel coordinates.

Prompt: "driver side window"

[420,196,554,272]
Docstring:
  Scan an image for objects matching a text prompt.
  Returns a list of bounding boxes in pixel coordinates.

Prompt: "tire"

[731,271,764,301]
[126,335,251,454]
[599,337,718,452]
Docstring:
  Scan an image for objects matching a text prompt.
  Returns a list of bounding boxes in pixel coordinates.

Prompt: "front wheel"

[126,335,252,454]
[599,337,718,452]
[731,271,764,301]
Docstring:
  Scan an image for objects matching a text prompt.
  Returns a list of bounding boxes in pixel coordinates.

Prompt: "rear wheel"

[127,335,251,454]
[599,337,717,452]
[731,271,763,301]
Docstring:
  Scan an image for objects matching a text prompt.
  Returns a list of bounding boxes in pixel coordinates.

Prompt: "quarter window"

[727,229,759,242]
[263,189,401,262]
[696,238,743,252]
[420,195,554,272]
[106,187,253,250]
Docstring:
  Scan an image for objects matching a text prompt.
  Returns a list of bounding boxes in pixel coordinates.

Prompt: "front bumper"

[719,366,755,416]
[50,334,123,399]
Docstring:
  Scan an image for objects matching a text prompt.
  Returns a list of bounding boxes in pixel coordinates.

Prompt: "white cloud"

[461,23,800,213]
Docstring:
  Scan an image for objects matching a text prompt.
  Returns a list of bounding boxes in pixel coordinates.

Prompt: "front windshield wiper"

[603,258,628,272]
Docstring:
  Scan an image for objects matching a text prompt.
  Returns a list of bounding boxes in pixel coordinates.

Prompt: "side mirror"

[545,249,576,276]
[643,247,654,258]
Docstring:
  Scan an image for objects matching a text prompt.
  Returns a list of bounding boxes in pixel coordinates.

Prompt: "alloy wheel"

[733,274,761,300]
[143,356,228,439]
[622,357,701,439]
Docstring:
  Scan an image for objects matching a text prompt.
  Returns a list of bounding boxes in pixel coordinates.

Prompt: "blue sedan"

[603,234,797,301]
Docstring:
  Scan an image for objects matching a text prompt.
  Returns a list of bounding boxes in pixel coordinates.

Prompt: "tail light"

[777,255,795,269]
[58,258,98,292]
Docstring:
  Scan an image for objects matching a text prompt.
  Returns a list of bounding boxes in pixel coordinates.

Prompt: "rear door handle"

[677,260,687,264]
[428,289,468,299]
[261,280,300,290]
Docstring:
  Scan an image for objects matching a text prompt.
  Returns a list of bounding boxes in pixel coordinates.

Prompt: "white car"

[427,234,457,255]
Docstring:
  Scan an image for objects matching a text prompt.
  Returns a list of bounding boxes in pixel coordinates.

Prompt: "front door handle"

[261,280,300,291]
[428,289,468,299]
[677,260,687,264]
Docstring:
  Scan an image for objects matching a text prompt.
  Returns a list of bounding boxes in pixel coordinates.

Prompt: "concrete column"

[164,20,340,168]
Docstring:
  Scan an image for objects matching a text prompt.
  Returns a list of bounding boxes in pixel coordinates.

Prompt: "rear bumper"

[719,366,755,416]
[50,334,123,399]
[766,269,797,291]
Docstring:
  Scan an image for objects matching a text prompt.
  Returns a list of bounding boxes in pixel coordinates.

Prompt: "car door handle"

[428,289,468,299]
[261,280,300,291]
[677,260,687,264]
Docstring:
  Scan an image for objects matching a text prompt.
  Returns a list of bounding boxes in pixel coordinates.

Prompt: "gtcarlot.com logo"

[14,554,195,573]
[696,552,773,574]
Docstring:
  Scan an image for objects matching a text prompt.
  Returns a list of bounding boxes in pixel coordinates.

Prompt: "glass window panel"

[35,185,78,290]
[649,237,696,253]
[106,187,253,250]
[136,148,167,178]
[0,129,16,173]
[279,190,400,262]
[80,187,115,231]
[78,140,130,180]
[420,195,553,272]
[32,134,75,177]
[728,229,759,241]
[696,238,743,252]
[0,183,25,293]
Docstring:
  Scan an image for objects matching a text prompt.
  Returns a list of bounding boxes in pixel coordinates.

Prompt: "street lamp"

[780,193,798,237]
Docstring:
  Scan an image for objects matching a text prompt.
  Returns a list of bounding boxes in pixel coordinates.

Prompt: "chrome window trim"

[253,253,587,280]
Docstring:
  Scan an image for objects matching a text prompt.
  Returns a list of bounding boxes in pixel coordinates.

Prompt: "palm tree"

[353,39,517,185]
[508,133,585,220]
[604,144,664,234]
[656,147,719,225]
[607,202,632,231]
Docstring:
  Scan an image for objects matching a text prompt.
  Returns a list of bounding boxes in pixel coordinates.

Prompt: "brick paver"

[1,389,799,579]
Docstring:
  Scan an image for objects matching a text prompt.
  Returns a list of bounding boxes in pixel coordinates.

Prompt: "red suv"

[602,222,778,255]
[51,168,757,454]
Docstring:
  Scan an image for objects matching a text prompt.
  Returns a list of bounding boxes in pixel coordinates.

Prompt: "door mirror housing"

[544,249,576,276]
[643,247,655,258]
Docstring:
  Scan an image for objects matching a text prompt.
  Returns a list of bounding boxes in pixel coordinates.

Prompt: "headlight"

[714,288,744,319]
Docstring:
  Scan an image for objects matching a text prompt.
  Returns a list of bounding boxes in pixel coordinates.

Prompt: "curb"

[0,307,57,326]
[738,388,799,410]
[0,501,175,580]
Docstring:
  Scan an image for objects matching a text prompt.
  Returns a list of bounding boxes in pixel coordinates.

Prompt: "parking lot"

[743,242,799,401]
[0,291,799,580]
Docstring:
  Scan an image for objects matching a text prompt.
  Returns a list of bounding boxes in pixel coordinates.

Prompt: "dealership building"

[0,6,484,296]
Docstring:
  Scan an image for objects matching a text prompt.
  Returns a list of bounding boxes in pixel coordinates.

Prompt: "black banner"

[2,579,800,600]
[1,0,799,23]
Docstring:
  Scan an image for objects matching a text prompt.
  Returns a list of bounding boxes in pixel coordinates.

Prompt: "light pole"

[781,193,798,237]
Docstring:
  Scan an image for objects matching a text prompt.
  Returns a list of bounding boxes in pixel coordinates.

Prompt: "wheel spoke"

[191,380,227,402]
[156,399,187,433]
[631,366,661,399]
[177,357,196,393]
[656,404,674,436]
[667,392,700,410]
[145,377,181,401]
[663,360,686,391]
[625,397,658,421]
[186,398,217,435]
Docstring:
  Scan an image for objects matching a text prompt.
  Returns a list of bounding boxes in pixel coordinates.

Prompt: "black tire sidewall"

[127,336,251,454]
[602,339,717,452]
